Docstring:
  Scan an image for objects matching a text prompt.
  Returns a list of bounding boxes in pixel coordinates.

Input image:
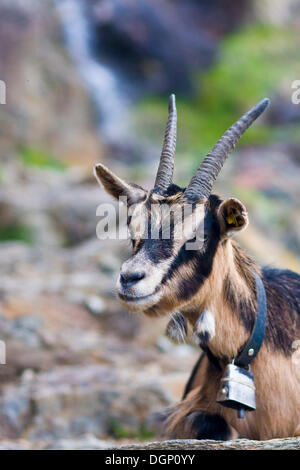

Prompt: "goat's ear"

[217,198,248,237]
[94,163,146,204]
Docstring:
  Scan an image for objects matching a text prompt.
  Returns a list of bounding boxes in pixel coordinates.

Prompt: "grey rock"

[46,436,114,450]
[0,387,32,439]
[84,295,106,315]
[0,365,171,441]
[113,437,300,450]
[0,436,298,450]
[0,315,43,348]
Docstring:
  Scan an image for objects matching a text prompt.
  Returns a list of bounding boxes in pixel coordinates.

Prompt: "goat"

[94,95,300,440]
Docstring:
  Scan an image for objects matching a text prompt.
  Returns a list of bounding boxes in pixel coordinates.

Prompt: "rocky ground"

[0,163,199,448]
[0,437,299,450]
[0,0,200,449]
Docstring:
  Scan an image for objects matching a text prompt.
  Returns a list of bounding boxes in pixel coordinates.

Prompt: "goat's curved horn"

[184,98,270,201]
[154,94,177,192]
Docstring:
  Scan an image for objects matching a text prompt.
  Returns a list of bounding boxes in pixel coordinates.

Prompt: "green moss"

[136,426,156,440]
[18,147,66,171]
[108,420,155,441]
[0,223,34,244]
[109,421,131,439]
[194,24,300,145]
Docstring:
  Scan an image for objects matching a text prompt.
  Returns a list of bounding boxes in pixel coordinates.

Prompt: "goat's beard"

[117,289,163,314]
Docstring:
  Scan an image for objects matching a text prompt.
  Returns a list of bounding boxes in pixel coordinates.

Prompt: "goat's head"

[94,95,269,315]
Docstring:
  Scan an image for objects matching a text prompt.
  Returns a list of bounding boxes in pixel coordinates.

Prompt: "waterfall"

[54,0,132,145]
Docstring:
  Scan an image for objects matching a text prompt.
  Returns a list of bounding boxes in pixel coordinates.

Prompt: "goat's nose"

[120,271,145,287]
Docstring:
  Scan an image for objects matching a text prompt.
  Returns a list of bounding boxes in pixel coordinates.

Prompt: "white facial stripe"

[128,202,148,239]
[129,201,205,243]
[173,204,205,242]
[116,247,172,312]
[193,310,215,345]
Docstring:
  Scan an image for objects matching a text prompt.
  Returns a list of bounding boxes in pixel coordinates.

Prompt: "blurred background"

[0,0,300,449]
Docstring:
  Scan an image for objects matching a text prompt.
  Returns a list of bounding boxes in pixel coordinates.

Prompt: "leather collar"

[183,271,268,399]
[234,271,267,368]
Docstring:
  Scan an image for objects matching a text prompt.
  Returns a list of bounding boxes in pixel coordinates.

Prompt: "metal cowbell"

[216,363,256,419]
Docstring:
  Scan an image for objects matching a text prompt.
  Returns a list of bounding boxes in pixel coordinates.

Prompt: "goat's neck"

[186,239,259,359]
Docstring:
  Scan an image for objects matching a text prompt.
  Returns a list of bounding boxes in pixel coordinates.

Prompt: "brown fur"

[166,346,300,440]
[164,237,300,440]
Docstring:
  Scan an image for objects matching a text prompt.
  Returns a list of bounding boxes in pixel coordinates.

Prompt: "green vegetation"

[0,222,33,244]
[135,24,300,175]
[234,186,283,226]
[109,420,155,440]
[18,147,66,171]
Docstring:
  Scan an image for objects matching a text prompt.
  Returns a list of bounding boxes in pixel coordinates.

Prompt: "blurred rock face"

[0,365,170,440]
[0,0,198,446]
[89,0,249,94]
[0,0,101,167]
